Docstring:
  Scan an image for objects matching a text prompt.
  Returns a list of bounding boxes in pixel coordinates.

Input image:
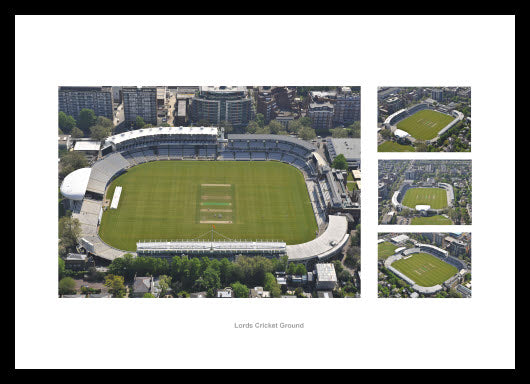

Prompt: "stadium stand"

[62,127,360,263]
[286,215,349,262]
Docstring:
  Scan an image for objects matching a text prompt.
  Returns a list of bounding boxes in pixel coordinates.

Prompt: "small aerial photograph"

[378,159,472,225]
[58,86,361,298]
[377,86,471,152]
[378,232,472,298]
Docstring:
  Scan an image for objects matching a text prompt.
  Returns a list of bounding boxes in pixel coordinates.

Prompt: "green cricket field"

[99,161,317,251]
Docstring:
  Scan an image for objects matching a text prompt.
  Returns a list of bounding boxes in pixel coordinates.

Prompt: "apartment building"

[122,86,158,125]
[58,86,114,121]
[191,86,251,127]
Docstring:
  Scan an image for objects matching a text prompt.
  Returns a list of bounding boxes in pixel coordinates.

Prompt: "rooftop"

[315,263,337,283]
[105,126,219,146]
[327,138,361,161]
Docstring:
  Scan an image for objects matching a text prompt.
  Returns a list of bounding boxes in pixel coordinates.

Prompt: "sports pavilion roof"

[60,167,92,200]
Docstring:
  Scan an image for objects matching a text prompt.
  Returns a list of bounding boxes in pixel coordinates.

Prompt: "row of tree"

[107,254,292,298]
[59,109,115,140]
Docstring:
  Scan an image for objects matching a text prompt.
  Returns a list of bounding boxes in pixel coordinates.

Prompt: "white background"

[15,15,515,369]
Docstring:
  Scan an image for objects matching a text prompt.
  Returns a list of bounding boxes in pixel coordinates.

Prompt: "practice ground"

[402,187,448,210]
[378,241,399,260]
[411,215,453,225]
[392,252,458,287]
[99,161,317,251]
[378,141,415,152]
[397,109,454,140]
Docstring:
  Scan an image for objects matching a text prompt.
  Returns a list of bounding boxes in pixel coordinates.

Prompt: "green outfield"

[392,252,458,287]
[402,187,448,210]
[397,109,454,140]
[411,215,453,225]
[377,141,415,152]
[99,161,317,251]
[378,241,399,260]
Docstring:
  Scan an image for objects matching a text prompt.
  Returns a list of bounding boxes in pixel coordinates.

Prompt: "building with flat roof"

[315,263,337,291]
[191,86,251,127]
[256,87,278,123]
[59,86,114,121]
[308,102,334,132]
[326,138,361,169]
[122,86,158,125]
[334,87,360,125]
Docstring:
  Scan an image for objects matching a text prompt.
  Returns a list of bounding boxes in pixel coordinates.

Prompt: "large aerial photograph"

[58,86,362,298]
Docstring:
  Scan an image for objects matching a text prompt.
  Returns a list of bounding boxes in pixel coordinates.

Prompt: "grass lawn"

[397,109,454,140]
[392,252,457,287]
[411,215,453,225]
[99,161,317,251]
[378,141,415,152]
[378,241,399,260]
[402,187,448,210]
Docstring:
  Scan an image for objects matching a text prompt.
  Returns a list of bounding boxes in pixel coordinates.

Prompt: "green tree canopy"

[331,127,349,138]
[267,120,284,134]
[70,127,84,138]
[77,108,97,133]
[135,116,146,129]
[59,257,65,280]
[298,126,316,141]
[59,150,88,178]
[104,274,126,298]
[254,113,265,128]
[59,112,77,133]
[58,216,81,257]
[231,282,249,298]
[348,121,361,138]
[90,124,112,140]
[331,154,348,170]
[59,277,76,295]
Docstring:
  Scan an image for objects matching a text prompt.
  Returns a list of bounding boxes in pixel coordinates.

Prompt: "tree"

[58,216,81,257]
[246,121,260,134]
[331,154,348,170]
[59,277,76,295]
[90,124,112,140]
[104,274,126,298]
[134,116,146,129]
[295,264,307,275]
[96,116,114,129]
[58,112,77,133]
[59,257,65,280]
[263,272,281,298]
[331,128,348,138]
[70,127,84,138]
[143,293,155,298]
[77,109,97,133]
[345,246,360,269]
[158,275,172,297]
[298,126,316,141]
[195,267,221,297]
[348,121,361,138]
[254,113,265,128]
[287,119,303,134]
[294,287,305,298]
[231,282,249,298]
[298,116,313,127]
[267,120,283,134]
[59,151,87,178]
